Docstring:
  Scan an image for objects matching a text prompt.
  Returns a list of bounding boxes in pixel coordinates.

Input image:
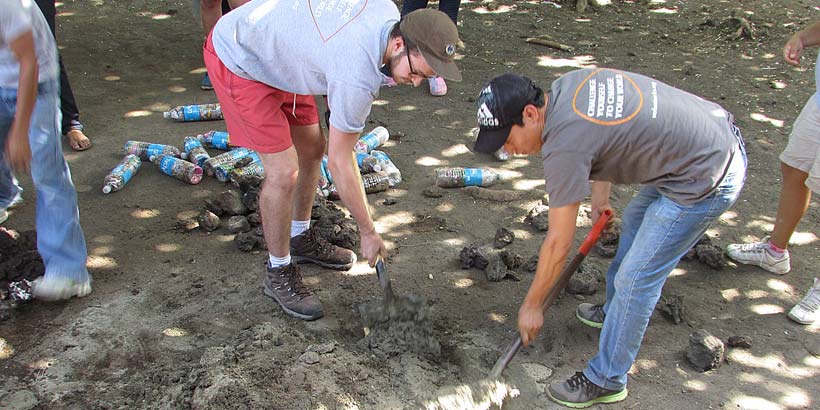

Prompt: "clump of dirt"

[593,221,621,258]
[358,293,441,358]
[524,202,549,231]
[681,235,726,269]
[0,228,43,314]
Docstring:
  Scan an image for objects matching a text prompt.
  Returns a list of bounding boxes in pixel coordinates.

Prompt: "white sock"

[290,220,311,237]
[269,254,291,268]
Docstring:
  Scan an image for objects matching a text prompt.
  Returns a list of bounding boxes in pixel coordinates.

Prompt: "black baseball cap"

[473,73,542,153]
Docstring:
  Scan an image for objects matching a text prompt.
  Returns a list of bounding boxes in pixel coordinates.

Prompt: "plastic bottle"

[228,161,265,187]
[151,155,204,185]
[163,103,223,122]
[123,141,183,160]
[203,147,254,176]
[184,136,211,168]
[353,126,389,154]
[356,152,381,173]
[435,167,502,188]
[198,130,233,150]
[213,152,261,182]
[320,155,333,184]
[103,154,141,194]
[369,150,401,186]
[327,171,390,199]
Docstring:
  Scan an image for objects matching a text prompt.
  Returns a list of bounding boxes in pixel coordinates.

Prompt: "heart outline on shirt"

[308,0,368,43]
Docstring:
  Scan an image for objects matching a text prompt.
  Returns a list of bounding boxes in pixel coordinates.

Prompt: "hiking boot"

[32,276,92,301]
[576,303,605,329]
[262,263,323,321]
[547,372,628,408]
[726,238,790,274]
[788,278,820,325]
[290,227,356,270]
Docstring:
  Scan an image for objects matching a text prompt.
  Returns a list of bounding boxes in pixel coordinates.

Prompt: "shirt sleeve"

[542,151,594,208]
[327,80,376,134]
[0,0,33,46]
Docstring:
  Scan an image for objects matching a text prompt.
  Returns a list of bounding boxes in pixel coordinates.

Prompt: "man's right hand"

[360,228,386,267]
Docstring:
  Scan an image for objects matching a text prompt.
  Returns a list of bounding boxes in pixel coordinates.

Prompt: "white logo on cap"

[477,102,499,128]
[445,44,455,56]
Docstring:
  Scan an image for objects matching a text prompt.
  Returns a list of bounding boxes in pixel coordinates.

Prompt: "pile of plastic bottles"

[318,126,402,199]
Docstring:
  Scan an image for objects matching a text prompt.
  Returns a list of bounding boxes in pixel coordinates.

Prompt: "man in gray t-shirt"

[205,0,461,322]
[473,70,746,408]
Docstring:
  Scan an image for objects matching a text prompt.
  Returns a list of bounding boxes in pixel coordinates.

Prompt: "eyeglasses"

[406,47,436,79]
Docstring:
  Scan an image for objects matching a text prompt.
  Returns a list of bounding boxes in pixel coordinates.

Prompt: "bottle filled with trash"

[123,141,183,160]
[163,103,223,122]
[213,152,261,182]
[184,136,211,168]
[151,155,203,185]
[198,130,233,150]
[203,147,255,176]
[369,150,401,186]
[353,126,389,154]
[356,152,381,173]
[228,161,265,187]
[435,167,502,188]
[320,155,333,184]
[103,154,141,194]
[328,171,390,199]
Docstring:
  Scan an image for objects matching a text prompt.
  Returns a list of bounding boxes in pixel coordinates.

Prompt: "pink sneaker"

[428,76,447,96]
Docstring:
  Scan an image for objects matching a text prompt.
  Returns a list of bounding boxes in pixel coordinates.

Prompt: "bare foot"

[66,129,92,151]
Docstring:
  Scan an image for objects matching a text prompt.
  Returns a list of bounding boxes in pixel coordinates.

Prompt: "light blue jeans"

[0,80,89,282]
[584,127,747,391]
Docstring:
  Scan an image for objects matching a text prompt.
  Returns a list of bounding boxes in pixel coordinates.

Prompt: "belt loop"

[292,94,297,118]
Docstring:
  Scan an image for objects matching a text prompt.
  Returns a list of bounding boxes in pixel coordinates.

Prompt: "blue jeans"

[0,80,89,282]
[584,129,747,391]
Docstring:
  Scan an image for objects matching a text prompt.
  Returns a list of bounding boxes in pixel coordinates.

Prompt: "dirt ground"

[2,0,820,409]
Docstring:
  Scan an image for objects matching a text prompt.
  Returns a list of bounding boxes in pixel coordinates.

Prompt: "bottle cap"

[163,112,171,119]
[102,184,112,194]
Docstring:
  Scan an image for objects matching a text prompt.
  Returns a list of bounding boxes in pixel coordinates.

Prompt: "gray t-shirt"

[0,0,58,88]
[541,68,738,208]
[212,0,399,133]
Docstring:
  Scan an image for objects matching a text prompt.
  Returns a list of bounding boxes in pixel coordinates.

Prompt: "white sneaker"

[32,276,92,301]
[726,238,790,274]
[788,278,820,325]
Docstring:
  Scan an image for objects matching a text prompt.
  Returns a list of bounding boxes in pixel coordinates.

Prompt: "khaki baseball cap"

[400,9,462,82]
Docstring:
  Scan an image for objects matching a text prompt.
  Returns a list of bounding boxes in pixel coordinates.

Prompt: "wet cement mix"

[358,293,441,358]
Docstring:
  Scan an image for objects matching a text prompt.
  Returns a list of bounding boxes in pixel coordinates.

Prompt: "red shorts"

[203,33,319,154]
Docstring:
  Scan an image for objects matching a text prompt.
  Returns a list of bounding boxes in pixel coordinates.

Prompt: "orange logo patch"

[571,68,643,126]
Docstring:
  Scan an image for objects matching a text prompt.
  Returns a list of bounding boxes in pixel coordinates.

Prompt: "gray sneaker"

[263,263,323,321]
[547,372,628,408]
[576,303,605,329]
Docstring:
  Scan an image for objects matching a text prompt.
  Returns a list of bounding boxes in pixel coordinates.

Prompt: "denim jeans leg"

[28,81,89,282]
[0,90,23,207]
[584,151,745,390]
[602,186,659,313]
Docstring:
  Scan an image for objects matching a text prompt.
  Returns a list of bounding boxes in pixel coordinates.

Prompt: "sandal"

[66,129,92,151]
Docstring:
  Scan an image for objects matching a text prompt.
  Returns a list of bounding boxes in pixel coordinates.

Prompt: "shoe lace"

[566,372,594,392]
[737,242,768,253]
[591,305,606,321]
[797,280,820,311]
[306,228,335,258]
[273,265,313,299]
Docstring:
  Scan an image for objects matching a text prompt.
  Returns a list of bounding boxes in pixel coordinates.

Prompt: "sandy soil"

[1,0,819,409]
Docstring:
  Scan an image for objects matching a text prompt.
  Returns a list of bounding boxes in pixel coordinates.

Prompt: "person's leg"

[577,186,657,329]
[438,0,462,23]
[0,88,23,210]
[27,80,90,300]
[402,0,430,16]
[769,162,811,249]
[286,96,356,269]
[586,149,745,391]
[727,97,819,273]
[34,0,90,150]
